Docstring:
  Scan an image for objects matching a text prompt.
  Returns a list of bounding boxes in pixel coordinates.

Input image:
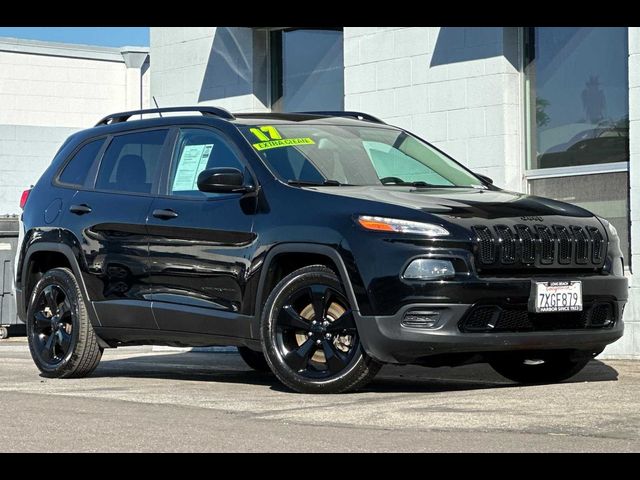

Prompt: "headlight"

[357,215,449,236]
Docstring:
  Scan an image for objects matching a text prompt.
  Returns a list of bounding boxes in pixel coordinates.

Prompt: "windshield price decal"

[251,125,315,150]
[253,138,315,151]
[250,126,282,142]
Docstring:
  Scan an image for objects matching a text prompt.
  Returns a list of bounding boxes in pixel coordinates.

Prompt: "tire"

[237,346,271,372]
[488,350,598,384]
[261,265,381,394]
[0,326,8,340]
[26,267,103,378]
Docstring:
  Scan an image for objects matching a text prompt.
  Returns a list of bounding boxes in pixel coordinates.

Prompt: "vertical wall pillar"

[120,47,150,111]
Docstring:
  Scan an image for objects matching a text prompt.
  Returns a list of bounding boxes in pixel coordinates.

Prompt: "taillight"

[20,189,31,210]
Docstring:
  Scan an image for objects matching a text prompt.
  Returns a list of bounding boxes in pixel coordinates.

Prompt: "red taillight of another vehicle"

[20,189,31,210]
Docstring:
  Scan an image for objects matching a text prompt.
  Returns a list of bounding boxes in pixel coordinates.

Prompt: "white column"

[120,47,150,111]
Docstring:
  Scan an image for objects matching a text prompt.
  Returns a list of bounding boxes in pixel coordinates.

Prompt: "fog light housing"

[403,259,455,280]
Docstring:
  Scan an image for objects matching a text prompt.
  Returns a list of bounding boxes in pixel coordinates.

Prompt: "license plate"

[532,281,582,313]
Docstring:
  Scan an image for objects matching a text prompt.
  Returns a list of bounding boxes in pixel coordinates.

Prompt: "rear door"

[146,126,257,337]
[62,128,172,330]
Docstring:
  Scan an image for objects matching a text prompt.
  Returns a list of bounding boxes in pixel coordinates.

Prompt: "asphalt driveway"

[0,338,638,452]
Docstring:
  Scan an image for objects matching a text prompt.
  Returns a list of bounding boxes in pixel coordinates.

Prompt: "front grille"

[473,223,606,270]
[459,302,615,333]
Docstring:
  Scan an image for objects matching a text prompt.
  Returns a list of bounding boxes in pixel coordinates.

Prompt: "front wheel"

[488,350,599,384]
[26,268,103,378]
[261,265,381,394]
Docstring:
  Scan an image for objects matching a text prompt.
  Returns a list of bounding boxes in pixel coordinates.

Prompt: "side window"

[95,129,168,194]
[58,138,105,186]
[169,128,244,197]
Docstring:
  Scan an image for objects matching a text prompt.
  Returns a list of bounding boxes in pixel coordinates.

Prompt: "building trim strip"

[525,161,629,179]
[0,36,149,63]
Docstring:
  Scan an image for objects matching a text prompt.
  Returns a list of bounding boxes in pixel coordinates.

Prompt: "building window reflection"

[524,27,630,260]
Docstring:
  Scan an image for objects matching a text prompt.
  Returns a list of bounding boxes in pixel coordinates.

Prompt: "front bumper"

[355,275,628,364]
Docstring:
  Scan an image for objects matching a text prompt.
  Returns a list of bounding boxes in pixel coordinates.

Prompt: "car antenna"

[153,96,163,117]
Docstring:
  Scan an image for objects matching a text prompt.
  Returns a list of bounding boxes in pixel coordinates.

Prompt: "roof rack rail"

[298,111,386,124]
[95,106,235,126]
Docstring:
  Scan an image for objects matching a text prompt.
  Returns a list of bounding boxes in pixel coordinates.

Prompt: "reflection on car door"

[63,128,171,330]
[146,127,257,338]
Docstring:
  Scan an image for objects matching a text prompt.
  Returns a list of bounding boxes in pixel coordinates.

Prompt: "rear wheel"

[237,346,271,372]
[488,350,599,384]
[261,265,381,394]
[26,268,103,378]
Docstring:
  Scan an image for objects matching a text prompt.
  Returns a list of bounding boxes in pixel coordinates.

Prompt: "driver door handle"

[152,208,179,220]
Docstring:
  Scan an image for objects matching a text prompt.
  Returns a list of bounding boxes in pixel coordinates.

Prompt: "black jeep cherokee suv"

[16,106,628,393]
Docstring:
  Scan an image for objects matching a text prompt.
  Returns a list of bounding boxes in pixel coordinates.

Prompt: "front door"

[146,127,257,337]
[63,128,171,330]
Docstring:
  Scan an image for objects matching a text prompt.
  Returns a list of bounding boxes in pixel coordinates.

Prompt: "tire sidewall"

[26,268,82,376]
[261,266,372,393]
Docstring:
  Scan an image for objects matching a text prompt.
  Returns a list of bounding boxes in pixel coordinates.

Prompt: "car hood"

[312,186,595,220]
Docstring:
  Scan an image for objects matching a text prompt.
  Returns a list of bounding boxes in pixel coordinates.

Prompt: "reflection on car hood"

[313,186,594,220]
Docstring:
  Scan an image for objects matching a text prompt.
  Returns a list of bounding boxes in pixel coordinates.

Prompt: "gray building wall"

[343,27,523,192]
[0,37,150,215]
[150,27,268,112]
[149,27,639,358]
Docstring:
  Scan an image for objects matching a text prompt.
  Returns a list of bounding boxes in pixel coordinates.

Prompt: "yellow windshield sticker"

[253,138,315,151]
[250,125,282,141]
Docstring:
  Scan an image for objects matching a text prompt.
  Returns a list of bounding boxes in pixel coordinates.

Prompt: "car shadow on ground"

[89,351,620,394]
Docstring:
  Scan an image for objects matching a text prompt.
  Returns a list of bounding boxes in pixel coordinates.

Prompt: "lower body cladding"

[354,275,627,365]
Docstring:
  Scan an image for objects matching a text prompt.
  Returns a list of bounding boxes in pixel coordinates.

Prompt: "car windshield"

[240,123,485,187]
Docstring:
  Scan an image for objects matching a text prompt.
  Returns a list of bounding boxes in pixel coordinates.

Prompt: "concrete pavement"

[1,338,639,452]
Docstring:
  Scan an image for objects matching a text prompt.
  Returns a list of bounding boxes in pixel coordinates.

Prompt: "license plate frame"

[530,281,583,313]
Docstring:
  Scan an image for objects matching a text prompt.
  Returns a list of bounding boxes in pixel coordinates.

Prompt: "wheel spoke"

[278,305,310,331]
[321,339,348,373]
[284,338,317,371]
[308,285,330,321]
[43,286,59,312]
[41,333,56,361]
[58,329,72,354]
[33,311,51,330]
[57,300,72,320]
[326,309,356,332]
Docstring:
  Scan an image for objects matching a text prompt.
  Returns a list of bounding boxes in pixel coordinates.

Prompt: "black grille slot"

[535,225,555,264]
[571,226,589,264]
[459,302,615,333]
[553,225,572,264]
[473,223,606,270]
[472,226,496,264]
[494,225,516,264]
[587,226,605,263]
[514,224,535,264]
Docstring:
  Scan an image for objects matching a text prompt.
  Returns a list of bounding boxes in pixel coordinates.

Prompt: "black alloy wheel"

[27,268,103,378]
[31,284,76,366]
[261,265,381,393]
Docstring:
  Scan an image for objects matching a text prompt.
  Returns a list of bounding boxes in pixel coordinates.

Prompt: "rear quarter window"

[58,139,105,187]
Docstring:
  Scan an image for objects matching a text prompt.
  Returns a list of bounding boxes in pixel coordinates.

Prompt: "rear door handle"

[69,204,92,215]
[152,208,179,220]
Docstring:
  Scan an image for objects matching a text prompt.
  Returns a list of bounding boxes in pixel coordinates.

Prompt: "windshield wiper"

[287,179,344,187]
[381,180,437,188]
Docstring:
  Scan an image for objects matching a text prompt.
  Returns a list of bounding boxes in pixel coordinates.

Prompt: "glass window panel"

[95,129,168,194]
[525,27,629,170]
[59,138,104,186]
[529,172,629,259]
[272,29,344,112]
[169,128,244,198]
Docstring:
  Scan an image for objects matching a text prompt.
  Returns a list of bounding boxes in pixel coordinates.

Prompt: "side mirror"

[477,174,494,185]
[197,168,254,194]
